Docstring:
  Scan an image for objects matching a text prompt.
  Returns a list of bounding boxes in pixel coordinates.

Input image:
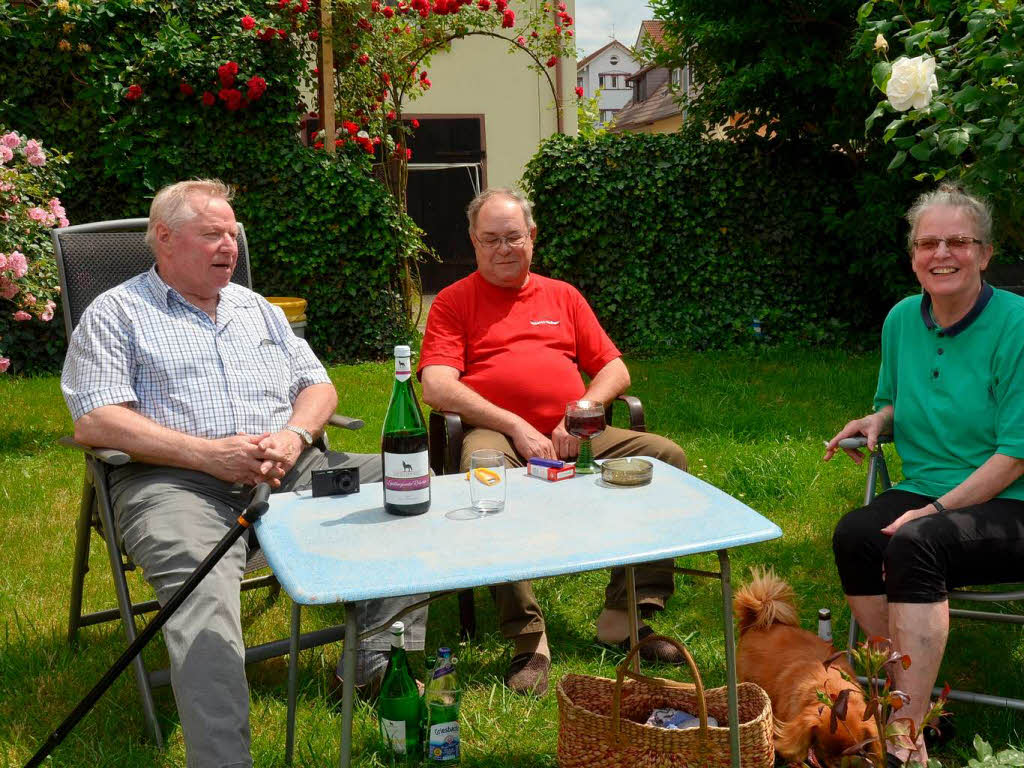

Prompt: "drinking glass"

[469,449,506,514]
[565,399,606,474]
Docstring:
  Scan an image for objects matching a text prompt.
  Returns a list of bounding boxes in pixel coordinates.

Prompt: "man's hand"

[256,429,305,481]
[881,505,937,536]
[204,432,282,487]
[823,410,891,464]
[550,418,580,460]
[510,420,557,461]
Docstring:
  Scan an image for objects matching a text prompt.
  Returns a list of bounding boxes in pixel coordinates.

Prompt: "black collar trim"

[920,282,993,337]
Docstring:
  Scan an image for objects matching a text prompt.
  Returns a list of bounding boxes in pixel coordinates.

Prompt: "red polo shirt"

[417,271,621,434]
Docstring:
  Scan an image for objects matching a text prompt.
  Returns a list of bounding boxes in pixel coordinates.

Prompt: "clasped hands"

[208,429,306,488]
[510,418,579,461]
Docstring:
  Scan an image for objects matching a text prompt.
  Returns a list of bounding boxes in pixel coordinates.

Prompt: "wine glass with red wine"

[565,399,606,474]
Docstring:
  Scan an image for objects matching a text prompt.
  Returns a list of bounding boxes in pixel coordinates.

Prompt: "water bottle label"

[381,718,408,754]
[431,663,455,680]
[428,721,460,761]
[384,452,429,503]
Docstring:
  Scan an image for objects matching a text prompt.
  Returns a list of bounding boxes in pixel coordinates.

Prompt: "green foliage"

[649,0,877,146]
[856,0,1024,251]
[967,736,1024,768]
[523,131,922,352]
[0,0,421,372]
[576,89,605,140]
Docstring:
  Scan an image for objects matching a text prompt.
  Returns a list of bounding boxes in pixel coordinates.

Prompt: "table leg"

[718,549,740,768]
[625,565,640,675]
[339,603,358,768]
[286,602,300,764]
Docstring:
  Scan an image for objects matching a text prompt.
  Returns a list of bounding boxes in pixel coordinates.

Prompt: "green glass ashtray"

[600,457,653,487]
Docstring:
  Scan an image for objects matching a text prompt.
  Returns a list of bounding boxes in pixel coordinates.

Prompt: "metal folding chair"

[840,436,1024,711]
[53,218,361,744]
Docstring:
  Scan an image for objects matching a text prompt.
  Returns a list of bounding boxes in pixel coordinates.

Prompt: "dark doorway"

[406,116,486,294]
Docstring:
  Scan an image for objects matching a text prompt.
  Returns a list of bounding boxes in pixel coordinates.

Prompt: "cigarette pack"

[527,460,576,482]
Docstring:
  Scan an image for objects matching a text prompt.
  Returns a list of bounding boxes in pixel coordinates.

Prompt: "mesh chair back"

[51,218,251,334]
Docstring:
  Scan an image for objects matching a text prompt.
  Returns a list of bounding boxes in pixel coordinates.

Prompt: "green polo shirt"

[874,284,1024,500]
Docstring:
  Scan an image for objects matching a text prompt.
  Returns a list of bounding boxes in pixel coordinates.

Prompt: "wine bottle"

[382,344,430,516]
[378,622,422,763]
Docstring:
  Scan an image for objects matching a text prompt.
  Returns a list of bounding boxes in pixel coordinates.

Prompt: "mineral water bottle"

[817,608,833,643]
[378,622,422,763]
[382,344,430,516]
[424,647,460,764]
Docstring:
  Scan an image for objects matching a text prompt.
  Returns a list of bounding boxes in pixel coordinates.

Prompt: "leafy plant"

[965,735,1024,768]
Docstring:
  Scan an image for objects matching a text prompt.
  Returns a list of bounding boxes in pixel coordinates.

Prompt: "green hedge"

[1,0,414,372]
[523,132,923,351]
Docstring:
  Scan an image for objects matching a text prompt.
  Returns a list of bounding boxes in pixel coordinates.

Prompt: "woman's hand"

[823,407,893,464]
[881,504,937,536]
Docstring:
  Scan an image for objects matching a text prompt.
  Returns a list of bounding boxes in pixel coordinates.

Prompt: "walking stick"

[24,483,273,768]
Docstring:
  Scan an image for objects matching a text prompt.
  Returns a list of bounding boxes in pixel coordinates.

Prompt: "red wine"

[382,345,430,516]
[565,412,605,439]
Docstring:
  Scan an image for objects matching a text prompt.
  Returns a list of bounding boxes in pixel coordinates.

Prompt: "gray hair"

[906,182,993,252]
[146,179,234,252]
[466,187,535,234]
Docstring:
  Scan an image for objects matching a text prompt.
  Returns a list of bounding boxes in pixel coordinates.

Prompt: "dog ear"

[775,709,820,763]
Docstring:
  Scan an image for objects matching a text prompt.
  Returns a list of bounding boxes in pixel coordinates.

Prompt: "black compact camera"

[311,467,360,497]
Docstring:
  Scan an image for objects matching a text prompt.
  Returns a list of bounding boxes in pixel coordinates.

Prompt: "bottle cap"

[437,646,451,658]
[394,345,411,357]
[390,621,405,635]
[818,608,831,620]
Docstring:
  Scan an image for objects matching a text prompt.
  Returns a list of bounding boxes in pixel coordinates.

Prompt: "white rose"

[886,55,938,111]
[874,34,889,54]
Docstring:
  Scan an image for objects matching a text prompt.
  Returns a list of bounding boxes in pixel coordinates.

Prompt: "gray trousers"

[109,447,428,768]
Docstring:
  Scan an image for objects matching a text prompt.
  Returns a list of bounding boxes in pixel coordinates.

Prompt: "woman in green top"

[825,183,1024,766]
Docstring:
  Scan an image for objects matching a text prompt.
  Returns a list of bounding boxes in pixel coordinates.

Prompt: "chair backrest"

[51,218,251,335]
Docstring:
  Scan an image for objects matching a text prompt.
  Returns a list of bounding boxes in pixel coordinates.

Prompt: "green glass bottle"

[378,621,422,763]
[382,344,430,516]
[424,647,460,764]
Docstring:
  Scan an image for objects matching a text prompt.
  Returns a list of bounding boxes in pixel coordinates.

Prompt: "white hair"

[146,179,233,252]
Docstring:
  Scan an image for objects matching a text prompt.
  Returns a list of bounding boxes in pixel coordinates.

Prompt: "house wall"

[577,42,637,124]
[408,0,577,189]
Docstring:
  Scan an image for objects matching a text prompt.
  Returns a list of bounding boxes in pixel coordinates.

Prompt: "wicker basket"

[556,634,774,768]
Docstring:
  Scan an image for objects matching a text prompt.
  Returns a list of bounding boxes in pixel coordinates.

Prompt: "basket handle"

[610,633,710,749]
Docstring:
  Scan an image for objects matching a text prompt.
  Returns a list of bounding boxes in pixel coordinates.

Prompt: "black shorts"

[832,489,1024,603]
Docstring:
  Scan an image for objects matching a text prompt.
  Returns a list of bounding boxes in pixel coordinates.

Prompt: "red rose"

[516,35,525,45]
[313,67,320,75]
[566,29,573,37]
[383,7,395,17]
[298,0,310,11]
[240,15,256,30]
[218,62,238,86]
[314,141,324,149]
[218,87,244,110]
[201,91,216,106]
[358,53,370,65]
[558,1,566,9]
[309,30,319,40]
[372,136,381,145]
[477,0,489,8]
[501,8,514,27]
[371,0,381,10]
[278,0,290,7]
[421,77,431,88]
[343,121,359,135]
[554,25,561,34]
[387,110,396,120]
[406,147,412,159]
[382,73,391,85]
[246,75,267,100]
[277,28,287,38]
[180,81,194,96]
[258,27,276,41]
[496,0,507,8]
[530,30,538,37]
[125,84,143,101]
[563,14,573,25]
[357,17,373,31]
[419,69,429,80]
[575,85,584,98]
[335,138,345,146]
[411,118,420,128]
[546,55,557,67]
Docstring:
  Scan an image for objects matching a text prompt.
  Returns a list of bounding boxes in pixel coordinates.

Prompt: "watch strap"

[285,424,313,447]
[931,499,947,514]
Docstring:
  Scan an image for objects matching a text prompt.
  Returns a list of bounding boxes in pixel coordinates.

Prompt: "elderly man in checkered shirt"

[60,179,426,768]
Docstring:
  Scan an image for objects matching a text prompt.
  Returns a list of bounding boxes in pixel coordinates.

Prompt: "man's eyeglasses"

[912,236,984,255]
[476,233,529,250]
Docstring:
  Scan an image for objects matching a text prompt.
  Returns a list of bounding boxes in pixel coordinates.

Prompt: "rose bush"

[0,130,70,374]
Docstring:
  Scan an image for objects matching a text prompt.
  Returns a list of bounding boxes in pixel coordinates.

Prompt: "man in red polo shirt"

[418,188,688,696]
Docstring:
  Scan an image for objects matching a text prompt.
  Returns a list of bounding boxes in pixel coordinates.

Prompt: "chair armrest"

[605,395,646,433]
[837,434,893,450]
[428,410,464,475]
[328,414,364,431]
[58,435,132,466]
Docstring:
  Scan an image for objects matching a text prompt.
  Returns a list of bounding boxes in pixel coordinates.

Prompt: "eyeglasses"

[476,233,529,250]
[912,235,983,254]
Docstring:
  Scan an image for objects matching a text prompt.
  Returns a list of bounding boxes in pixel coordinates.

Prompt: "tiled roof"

[637,20,665,48]
[609,81,681,132]
[576,40,630,72]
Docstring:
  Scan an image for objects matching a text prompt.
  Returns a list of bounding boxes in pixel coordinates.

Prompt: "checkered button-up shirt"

[62,266,331,439]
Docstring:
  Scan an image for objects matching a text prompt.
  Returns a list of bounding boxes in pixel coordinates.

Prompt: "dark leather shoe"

[505,652,550,696]
[604,624,685,664]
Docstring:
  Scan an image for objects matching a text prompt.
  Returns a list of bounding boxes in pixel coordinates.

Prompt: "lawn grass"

[1,349,1021,767]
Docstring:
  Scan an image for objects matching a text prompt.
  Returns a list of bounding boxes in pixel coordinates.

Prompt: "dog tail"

[733,566,800,634]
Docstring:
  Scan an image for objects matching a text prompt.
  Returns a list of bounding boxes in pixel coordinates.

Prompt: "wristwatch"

[931,499,947,514]
[285,424,313,448]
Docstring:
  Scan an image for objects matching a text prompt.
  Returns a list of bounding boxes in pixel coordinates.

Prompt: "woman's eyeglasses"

[912,236,983,255]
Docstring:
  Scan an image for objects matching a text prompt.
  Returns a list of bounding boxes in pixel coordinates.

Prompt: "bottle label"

[395,356,412,382]
[381,718,408,754]
[427,720,459,762]
[384,452,429,503]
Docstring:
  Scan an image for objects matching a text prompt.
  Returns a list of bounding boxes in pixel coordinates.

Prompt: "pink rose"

[24,139,41,155]
[59,217,70,228]
[27,152,46,166]
[0,253,6,269]
[0,146,12,164]
[41,300,56,322]
[27,207,48,222]
[24,293,35,304]
[0,279,17,300]
[1,133,19,149]
[8,251,28,279]
[13,310,32,322]
[0,357,9,373]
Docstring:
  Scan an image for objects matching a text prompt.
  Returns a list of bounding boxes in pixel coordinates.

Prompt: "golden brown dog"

[734,568,880,767]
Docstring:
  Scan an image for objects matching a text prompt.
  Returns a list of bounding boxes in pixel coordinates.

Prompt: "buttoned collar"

[919,281,993,337]
[144,265,256,317]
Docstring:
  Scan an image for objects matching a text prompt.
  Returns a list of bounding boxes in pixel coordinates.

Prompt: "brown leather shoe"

[605,624,685,664]
[505,652,550,696]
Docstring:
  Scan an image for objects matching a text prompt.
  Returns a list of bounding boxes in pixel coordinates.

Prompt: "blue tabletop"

[254,457,781,605]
